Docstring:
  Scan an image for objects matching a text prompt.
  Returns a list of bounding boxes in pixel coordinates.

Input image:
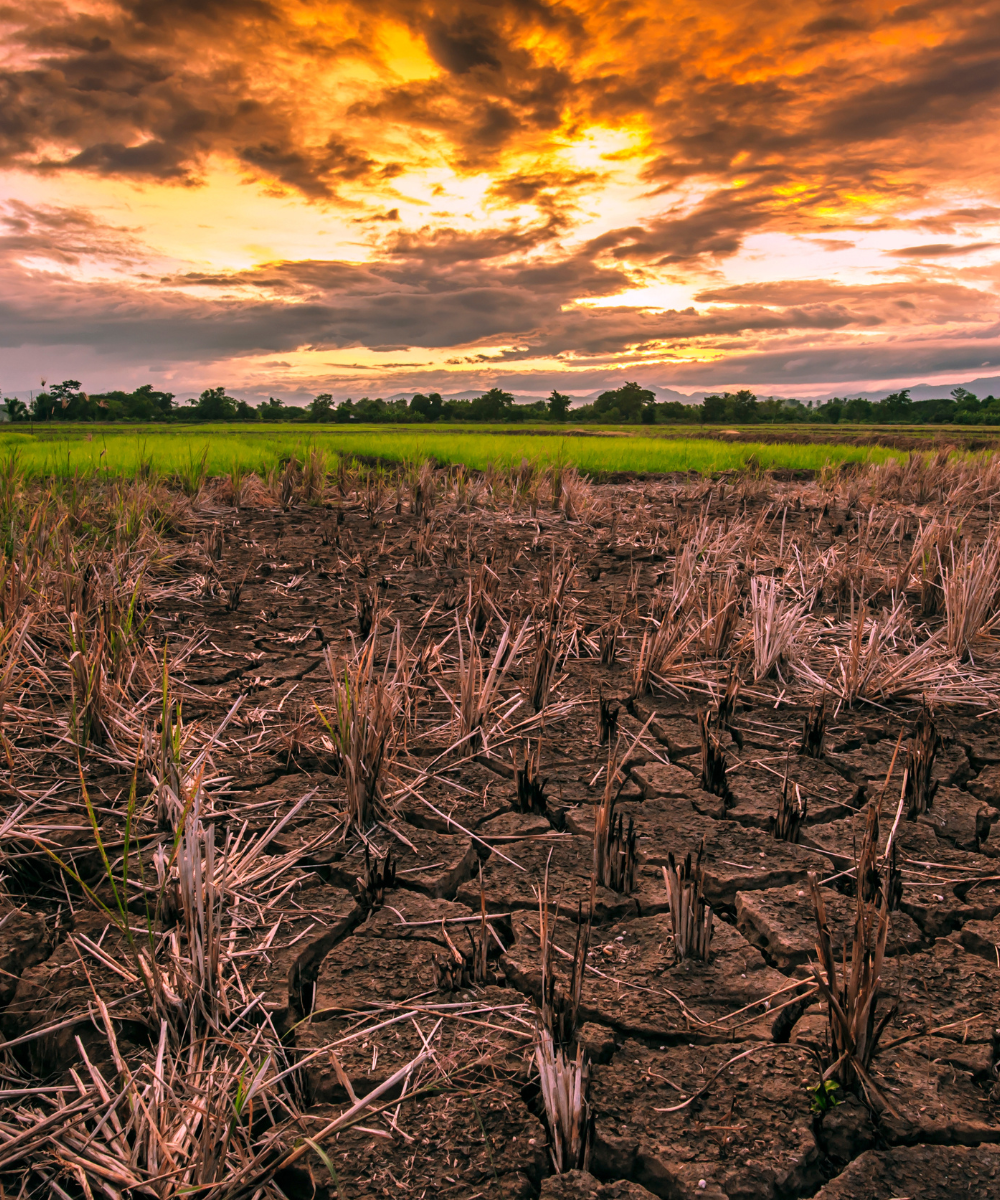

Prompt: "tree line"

[3,380,995,426]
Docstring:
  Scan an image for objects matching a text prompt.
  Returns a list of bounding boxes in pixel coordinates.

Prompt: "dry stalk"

[697,710,731,803]
[412,459,436,520]
[772,766,807,843]
[599,618,619,666]
[527,553,574,711]
[455,617,527,751]
[808,867,895,1104]
[534,863,592,1174]
[359,844,396,908]
[432,867,494,990]
[321,637,400,836]
[593,756,637,894]
[699,564,742,657]
[515,739,548,814]
[800,695,827,758]
[662,841,714,961]
[598,689,619,745]
[749,575,808,682]
[940,537,1000,660]
[903,708,939,817]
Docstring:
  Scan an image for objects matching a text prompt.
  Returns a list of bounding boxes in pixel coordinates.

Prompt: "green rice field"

[0,422,906,479]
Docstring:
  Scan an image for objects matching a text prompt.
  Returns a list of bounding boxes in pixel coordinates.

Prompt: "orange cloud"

[0,0,998,398]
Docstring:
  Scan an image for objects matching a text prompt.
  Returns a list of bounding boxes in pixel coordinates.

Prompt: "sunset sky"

[2,0,1000,404]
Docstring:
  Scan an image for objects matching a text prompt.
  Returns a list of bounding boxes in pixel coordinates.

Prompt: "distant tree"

[442,398,472,420]
[547,390,571,421]
[191,387,239,421]
[305,393,335,422]
[879,389,913,421]
[728,389,758,422]
[470,388,515,421]
[235,399,257,420]
[594,382,654,423]
[258,396,286,422]
[410,392,443,421]
[32,380,86,420]
[3,396,27,422]
[700,394,728,423]
[127,384,174,420]
[842,397,874,422]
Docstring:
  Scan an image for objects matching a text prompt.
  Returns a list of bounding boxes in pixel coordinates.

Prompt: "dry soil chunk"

[949,912,1000,964]
[0,907,51,1007]
[456,835,664,923]
[969,762,1000,806]
[504,914,792,1043]
[279,1081,546,1199]
[882,939,1000,1045]
[330,824,478,899]
[539,1172,660,1200]
[478,811,553,839]
[726,755,861,831]
[803,808,997,880]
[631,761,699,800]
[633,803,827,906]
[917,785,1000,853]
[2,914,140,1073]
[873,1036,998,1142]
[812,1143,1000,1199]
[590,1040,824,1200]
[237,885,359,1019]
[736,884,924,969]
[312,929,445,1012]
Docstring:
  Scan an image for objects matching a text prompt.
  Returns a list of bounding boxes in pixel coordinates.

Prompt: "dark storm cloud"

[425,16,503,74]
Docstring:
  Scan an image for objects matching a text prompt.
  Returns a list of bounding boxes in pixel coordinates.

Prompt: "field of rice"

[0,421,903,478]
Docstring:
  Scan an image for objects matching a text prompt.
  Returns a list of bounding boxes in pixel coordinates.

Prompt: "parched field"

[3,452,1000,1199]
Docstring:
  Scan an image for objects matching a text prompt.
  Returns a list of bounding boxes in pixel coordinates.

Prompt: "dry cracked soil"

[4,458,1000,1198]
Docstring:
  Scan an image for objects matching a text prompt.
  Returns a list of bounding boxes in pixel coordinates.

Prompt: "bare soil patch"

[3,454,1000,1197]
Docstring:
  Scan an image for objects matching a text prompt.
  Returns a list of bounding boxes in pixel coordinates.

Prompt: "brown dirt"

[4,459,1000,1198]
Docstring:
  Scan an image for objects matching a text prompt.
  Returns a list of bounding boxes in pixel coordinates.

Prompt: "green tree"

[305,393,335,422]
[258,396,286,422]
[547,389,571,421]
[469,387,515,421]
[3,396,27,422]
[842,397,873,422]
[191,387,238,420]
[728,389,758,422]
[700,394,728,422]
[594,382,654,422]
[879,389,913,421]
[410,392,443,421]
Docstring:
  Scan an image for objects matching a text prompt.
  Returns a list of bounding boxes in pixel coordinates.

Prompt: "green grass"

[0,423,906,480]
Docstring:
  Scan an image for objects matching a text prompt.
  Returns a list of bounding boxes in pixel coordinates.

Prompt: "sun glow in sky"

[2,0,1000,404]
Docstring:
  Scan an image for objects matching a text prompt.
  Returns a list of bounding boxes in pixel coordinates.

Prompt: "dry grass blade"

[663,840,714,961]
[749,576,808,682]
[514,739,548,814]
[903,708,939,817]
[527,552,574,711]
[940,536,1000,660]
[533,859,592,1174]
[800,694,827,757]
[697,710,730,803]
[321,636,400,836]
[772,763,807,843]
[592,753,637,894]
